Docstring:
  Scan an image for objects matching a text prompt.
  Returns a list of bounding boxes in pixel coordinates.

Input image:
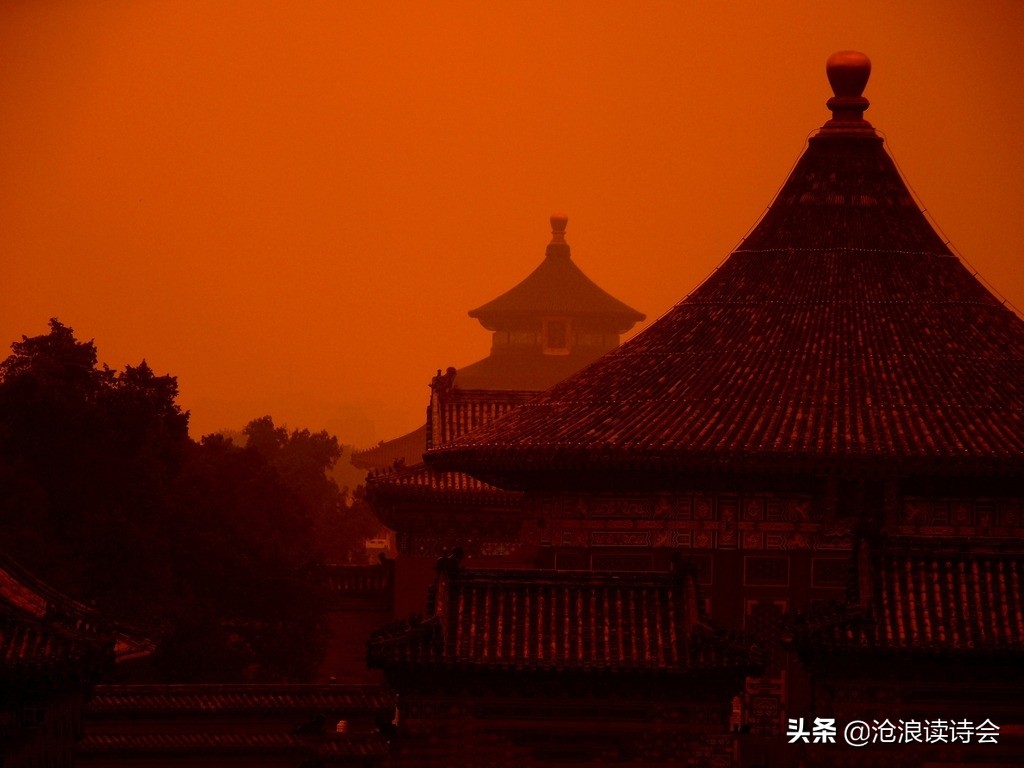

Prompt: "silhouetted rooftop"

[468,214,645,331]
[431,53,1024,481]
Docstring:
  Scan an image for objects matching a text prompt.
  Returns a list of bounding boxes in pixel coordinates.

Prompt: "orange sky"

[3,1,1023,446]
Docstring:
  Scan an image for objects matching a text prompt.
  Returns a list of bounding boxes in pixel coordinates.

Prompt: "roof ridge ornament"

[545,212,572,259]
[819,50,877,137]
[549,213,568,245]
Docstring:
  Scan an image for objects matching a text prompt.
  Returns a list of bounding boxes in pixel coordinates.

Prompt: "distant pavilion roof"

[468,214,645,332]
[430,52,1024,481]
[356,218,645,476]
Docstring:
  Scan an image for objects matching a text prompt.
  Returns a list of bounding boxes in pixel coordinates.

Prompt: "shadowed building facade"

[376,52,1024,766]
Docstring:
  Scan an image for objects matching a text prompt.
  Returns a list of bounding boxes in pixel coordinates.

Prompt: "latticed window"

[554,552,585,571]
[744,556,789,586]
[811,557,849,589]
[746,600,786,649]
[687,554,713,585]
[590,553,653,572]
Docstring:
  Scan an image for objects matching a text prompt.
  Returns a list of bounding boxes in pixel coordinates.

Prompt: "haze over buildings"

[3,2,1023,442]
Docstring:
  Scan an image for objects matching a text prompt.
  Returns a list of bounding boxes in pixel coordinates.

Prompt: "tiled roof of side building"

[802,549,1024,655]
[366,462,521,507]
[350,424,427,470]
[429,53,1024,481]
[85,684,395,716]
[369,555,760,673]
[468,214,645,330]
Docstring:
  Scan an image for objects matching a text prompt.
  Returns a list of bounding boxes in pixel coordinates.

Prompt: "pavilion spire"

[821,50,874,133]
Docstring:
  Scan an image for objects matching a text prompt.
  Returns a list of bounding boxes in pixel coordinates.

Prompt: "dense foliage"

[0,319,368,682]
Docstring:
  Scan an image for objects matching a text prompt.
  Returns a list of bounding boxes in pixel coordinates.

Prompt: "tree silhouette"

[0,320,329,681]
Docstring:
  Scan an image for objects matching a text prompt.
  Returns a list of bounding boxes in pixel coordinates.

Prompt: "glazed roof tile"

[367,463,520,507]
[369,563,758,673]
[431,56,1024,480]
[800,549,1024,656]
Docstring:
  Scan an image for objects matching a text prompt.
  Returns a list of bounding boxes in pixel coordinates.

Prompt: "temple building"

[353,213,645,474]
[459,212,645,391]
[369,550,759,767]
[370,52,1024,766]
[362,216,644,615]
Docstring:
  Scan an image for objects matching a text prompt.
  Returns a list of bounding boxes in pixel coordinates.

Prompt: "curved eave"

[350,424,427,470]
[429,445,1024,489]
[797,642,1024,660]
[365,466,523,510]
[468,250,644,329]
[368,482,523,508]
[470,308,646,333]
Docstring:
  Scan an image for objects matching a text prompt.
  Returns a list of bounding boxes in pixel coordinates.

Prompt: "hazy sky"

[3,1,1023,445]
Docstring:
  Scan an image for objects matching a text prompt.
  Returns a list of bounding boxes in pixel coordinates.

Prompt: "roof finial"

[823,51,872,128]
[550,213,568,245]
